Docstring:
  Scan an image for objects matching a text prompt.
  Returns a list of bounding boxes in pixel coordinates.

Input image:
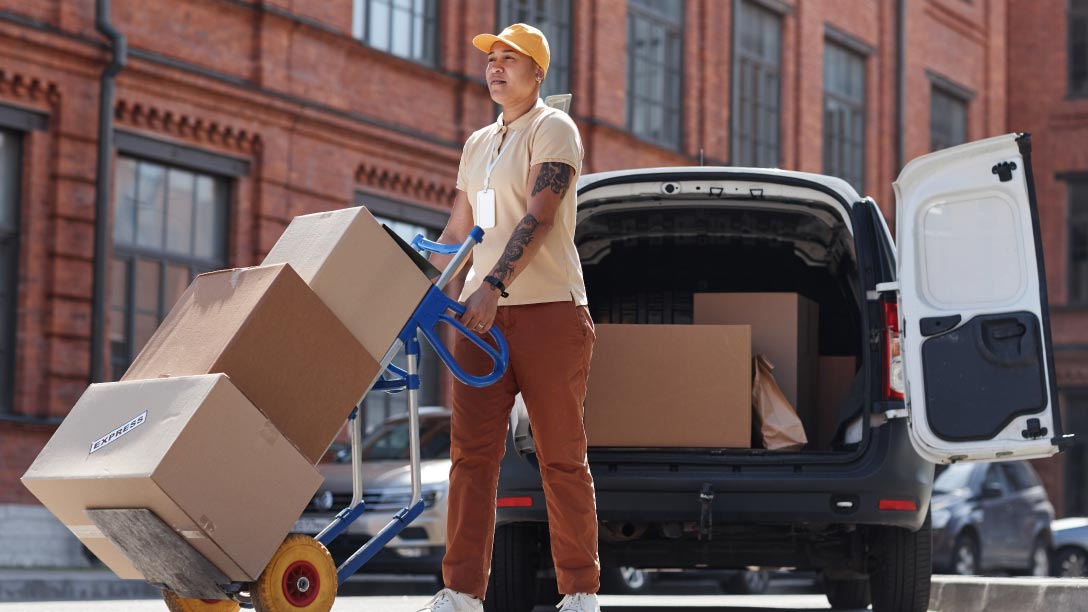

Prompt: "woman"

[419,22,600,612]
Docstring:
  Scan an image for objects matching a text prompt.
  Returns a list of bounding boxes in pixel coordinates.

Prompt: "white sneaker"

[557,592,601,612]
[416,588,483,612]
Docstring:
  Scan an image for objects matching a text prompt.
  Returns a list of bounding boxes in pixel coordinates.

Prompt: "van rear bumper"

[496,418,934,532]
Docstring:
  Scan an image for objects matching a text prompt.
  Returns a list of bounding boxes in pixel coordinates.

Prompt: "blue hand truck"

[154,227,509,612]
[317,226,509,584]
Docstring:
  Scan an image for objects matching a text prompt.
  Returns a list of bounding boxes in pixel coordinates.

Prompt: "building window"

[363,214,442,433]
[498,0,571,100]
[930,86,968,152]
[1072,0,1088,97]
[733,0,783,167]
[111,158,229,380]
[1064,390,1088,515]
[352,0,438,65]
[626,0,683,149]
[0,129,20,413]
[1071,180,1088,305]
[823,42,866,193]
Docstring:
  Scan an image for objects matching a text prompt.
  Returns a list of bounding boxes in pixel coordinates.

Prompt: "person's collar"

[493,98,546,134]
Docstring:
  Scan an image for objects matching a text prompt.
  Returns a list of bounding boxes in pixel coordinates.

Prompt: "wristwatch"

[483,275,509,298]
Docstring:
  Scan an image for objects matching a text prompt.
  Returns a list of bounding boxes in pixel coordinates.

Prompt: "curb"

[930,576,1088,612]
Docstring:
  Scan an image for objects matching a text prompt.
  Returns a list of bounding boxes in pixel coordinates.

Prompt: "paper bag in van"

[752,354,808,450]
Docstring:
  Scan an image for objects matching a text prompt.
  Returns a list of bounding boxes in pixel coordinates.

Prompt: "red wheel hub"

[281,560,320,607]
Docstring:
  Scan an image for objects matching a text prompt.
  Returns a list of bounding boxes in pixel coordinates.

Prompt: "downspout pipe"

[90,0,127,384]
[896,0,906,175]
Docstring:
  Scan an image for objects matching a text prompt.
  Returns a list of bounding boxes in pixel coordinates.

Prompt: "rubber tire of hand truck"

[251,534,337,612]
[161,590,240,612]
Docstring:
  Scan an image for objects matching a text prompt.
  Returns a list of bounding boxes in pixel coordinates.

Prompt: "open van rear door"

[894,133,1068,464]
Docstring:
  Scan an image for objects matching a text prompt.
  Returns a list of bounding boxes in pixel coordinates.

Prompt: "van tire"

[868,512,932,612]
[600,567,651,594]
[723,569,771,595]
[823,576,871,609]
[484,524,540,612]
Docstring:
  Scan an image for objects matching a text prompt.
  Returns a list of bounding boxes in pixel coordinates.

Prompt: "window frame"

[1063,388,1088,516]
[109,152,233,380]
[1068,176,1088,306]
[496,0,573,100]
[625,0,685,150]
[731,0,784,167]
[352,0,440,67]
[1071,0,1088,98]
[0,104,46,415]
[0,128,22,414]
[1000,461,1041,491]
[926,70,973,152]
[822,35,868,193]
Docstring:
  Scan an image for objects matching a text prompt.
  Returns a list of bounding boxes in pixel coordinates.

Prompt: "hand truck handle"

[414,227,485,292]
[410,286,509,388]
[411,235,460,255]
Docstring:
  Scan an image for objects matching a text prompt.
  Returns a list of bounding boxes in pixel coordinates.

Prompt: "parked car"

[930,461,1054,576]
[1051,517,1088,578]
[292,407,451,577]
[487,134,1071,612]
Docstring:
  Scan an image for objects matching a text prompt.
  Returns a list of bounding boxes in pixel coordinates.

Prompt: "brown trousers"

[442,300,599,599]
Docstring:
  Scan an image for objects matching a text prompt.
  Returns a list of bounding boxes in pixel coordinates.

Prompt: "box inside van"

[577,199,863,454]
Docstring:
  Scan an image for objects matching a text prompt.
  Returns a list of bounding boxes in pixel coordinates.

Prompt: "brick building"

[0,0,1083,565]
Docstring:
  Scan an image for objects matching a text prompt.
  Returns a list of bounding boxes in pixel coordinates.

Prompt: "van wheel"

[484,524,540,612]
[723,569,770,595]
[600,567,651,594]
[868,512,932,612]
[822,576,870,609]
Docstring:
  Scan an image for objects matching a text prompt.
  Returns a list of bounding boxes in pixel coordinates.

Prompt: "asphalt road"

[0,594,843,611]
[0,574,849,611]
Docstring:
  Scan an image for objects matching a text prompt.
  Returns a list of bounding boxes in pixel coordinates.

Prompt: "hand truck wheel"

[161,589,240,612]
[251,534,337,612]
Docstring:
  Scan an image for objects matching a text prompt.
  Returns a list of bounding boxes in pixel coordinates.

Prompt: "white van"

[489,133,1072,612]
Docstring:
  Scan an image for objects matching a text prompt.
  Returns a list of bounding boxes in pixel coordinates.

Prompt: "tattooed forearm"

[490,214,540,283]
[531,162,574,198]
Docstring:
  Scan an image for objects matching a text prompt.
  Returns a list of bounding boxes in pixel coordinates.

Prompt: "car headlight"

[932,508,951,530]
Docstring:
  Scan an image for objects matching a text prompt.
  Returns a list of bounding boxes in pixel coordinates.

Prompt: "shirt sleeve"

[456,138,471,192]
[529,113,583,170]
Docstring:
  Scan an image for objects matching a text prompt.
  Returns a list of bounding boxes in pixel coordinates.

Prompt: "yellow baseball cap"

[472,23,551,76]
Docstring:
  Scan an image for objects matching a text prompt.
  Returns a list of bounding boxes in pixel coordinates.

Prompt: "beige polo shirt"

[456,98,588,306]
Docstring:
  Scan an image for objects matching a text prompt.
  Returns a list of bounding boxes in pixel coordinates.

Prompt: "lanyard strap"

[484,128,518,191]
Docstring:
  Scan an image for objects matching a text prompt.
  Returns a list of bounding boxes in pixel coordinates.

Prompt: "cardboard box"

[816,356,858,449]
[122,263,378,463]
[21,375,322,582]
[584,324,751,448]
[262,206,439,364]
[694,293,819,424]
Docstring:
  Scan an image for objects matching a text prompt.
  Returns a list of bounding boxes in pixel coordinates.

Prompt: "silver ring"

[476,324,484,330]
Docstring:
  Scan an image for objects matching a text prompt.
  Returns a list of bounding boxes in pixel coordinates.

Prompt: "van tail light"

[882,297,905,401]
[879,498,918,512]
[496,496,533,508]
